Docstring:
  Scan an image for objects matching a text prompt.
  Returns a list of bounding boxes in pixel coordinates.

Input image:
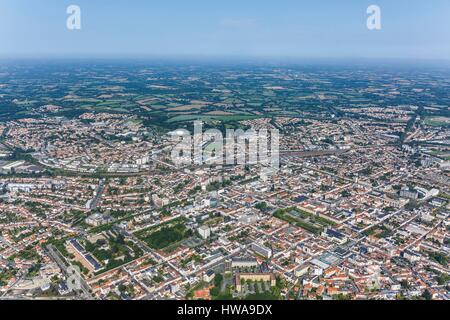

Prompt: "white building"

[251,242,272,259]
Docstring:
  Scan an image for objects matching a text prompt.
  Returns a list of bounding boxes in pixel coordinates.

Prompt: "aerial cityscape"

[0,1,449,303]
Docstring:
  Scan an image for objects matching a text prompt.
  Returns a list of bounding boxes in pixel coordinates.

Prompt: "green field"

[425,117,450,127]
[167,114,261,123]
[134,217,190,250]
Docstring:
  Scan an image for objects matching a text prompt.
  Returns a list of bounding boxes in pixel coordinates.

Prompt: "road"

[89,178,106,210]
[46,245,95,300]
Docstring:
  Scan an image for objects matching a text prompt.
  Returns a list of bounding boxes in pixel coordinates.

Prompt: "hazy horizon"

[1,0,450,60]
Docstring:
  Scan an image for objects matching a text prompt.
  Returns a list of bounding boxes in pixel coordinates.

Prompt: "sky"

[0,0,449,60]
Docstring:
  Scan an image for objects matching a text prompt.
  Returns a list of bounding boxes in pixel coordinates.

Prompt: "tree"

[210,287,220,297]
[400,279,409,289]
[422,289,432,300]
[255,202,268,211]
[214,274,223,288]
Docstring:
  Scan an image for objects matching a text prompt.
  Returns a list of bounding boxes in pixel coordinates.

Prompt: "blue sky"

[1,0,449,59]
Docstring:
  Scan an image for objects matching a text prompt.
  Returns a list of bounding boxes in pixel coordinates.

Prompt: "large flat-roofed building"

[67,239,102,273]
[322,228,347,245]
[85,213,113,227]
[198,225,211,240]
[203,269,215,283]
[231,257,258,269]
[251,242,272,259]
[2,160,25,172]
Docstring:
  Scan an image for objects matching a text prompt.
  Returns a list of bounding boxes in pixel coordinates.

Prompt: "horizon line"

[1,54,450,65]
